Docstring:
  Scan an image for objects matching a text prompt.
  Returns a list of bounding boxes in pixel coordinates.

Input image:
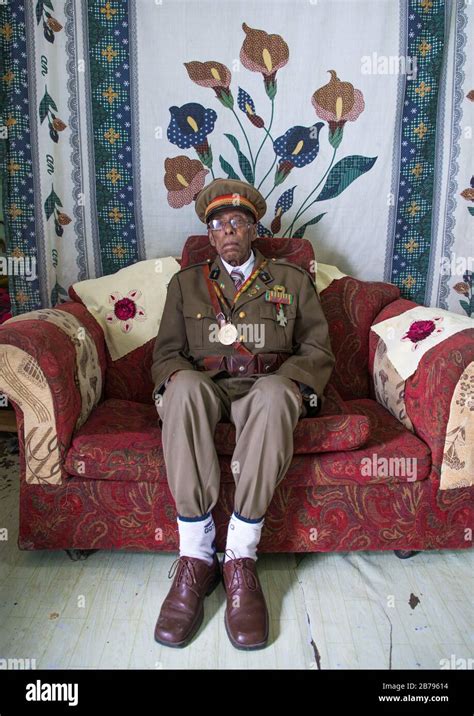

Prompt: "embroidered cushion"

[69,257,180,361]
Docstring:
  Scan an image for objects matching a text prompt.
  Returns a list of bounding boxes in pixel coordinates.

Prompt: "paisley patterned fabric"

[6,307,103,429]
[17,437,470,553]
[0,303,106,484]
[65,390,374,482]
[440,362,474,489]
[370,297,474,490]
[64,396,428,486]
[320,276,401,400]
[373,338,414,433]
[1,263,472,553]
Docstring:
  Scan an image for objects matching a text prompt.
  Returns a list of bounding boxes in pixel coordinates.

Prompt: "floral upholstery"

[0,236,472,553]
[64,393,429,485]
[321,276,401,400]
[64,384,373,481]
[0,302,106,484]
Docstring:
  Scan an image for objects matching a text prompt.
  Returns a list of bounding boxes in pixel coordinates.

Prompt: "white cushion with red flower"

[371,306,474,380]
[70,257,180,361]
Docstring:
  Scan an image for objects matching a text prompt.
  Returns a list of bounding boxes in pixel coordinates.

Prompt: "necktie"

[230,269,245,290]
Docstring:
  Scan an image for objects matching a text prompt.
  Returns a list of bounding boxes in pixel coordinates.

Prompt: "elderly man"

[151,178,335,650]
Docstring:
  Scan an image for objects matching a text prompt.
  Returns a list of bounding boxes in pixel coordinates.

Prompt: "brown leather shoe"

[154,554,221,648]
[222,552,269,650]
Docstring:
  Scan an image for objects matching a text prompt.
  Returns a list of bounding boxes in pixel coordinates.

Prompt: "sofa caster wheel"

[65,549,98,561]
[394,550,420,560]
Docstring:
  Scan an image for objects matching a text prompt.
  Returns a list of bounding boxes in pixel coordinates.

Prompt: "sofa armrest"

[369,298,474,486]
[0,302,106,485]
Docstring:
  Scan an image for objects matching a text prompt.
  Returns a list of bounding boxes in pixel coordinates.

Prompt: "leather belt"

[194,352,290,377]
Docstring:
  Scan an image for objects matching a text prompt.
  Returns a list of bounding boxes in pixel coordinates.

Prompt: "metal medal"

[218,322,238,345]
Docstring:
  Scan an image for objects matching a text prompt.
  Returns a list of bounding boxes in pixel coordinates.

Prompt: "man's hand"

[163,370,181,390]
[155,371,181,408]
[289,379,304,408]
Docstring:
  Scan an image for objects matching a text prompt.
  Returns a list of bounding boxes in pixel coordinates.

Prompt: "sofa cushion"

[320,276,400,401]
[64,396,429,486]
[371,305,474,380]
[310,398,431,486]
[68,258,181,404]
[64,385,373,482]
[68,257,180,361]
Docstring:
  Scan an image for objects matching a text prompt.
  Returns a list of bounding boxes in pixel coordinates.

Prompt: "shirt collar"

[220,249,255,277]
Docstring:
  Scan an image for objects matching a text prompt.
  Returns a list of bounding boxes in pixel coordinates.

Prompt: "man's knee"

[170,369,202,384]
[251,374,296,399]
[166,369,215,395]
[246,375,302,415]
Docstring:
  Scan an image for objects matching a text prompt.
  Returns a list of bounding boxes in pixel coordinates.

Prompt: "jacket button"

[239,365,245,372]
[238,311,246,318]
[264,364,270,371]
[196,312,202,319]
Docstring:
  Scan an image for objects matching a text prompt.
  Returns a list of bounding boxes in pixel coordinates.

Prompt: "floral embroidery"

[164,156,209,209]
[106,289,146,333]
[311,70,365,149]
[401,317,443,349]
[239,22,289,99]
[164,22,374,241]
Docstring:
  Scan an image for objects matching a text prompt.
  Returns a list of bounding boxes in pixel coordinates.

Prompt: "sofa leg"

[394,550,420,560]
[64,549,98,561]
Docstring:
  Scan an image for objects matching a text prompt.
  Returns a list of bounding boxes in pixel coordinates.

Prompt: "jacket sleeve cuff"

[153,380,168,401]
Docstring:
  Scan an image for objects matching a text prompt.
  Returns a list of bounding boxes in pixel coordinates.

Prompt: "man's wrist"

[289,379,304,403]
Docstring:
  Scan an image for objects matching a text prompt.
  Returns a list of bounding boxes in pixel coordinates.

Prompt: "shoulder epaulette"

[268,257,315,282]
[177,259,211,273]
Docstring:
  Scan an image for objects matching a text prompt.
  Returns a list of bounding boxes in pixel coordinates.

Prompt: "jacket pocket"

[258,303,284,350]
[182,304,217,349]
[259,302,297,350]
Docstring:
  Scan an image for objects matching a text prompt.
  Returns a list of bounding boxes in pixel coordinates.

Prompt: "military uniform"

[152,178,336,652]
[151,245,335,520]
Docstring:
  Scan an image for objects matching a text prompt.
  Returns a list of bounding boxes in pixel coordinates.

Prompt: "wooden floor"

[0,437,472,669]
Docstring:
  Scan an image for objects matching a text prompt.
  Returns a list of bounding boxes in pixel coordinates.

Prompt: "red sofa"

[0,236,472,557]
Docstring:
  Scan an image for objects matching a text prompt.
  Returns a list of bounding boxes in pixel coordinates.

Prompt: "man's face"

[207,208,257,267]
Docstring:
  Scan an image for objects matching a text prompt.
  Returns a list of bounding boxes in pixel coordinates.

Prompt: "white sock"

[177,513,216,566]
[224,511,265,563]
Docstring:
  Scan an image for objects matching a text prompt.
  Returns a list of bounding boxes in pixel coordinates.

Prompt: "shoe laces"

[224,548,258,591]
[168,556,198,590]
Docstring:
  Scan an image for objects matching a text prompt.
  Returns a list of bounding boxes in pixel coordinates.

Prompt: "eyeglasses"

[207,217,254,232]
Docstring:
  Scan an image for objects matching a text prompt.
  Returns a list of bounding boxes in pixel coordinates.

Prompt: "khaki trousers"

[155,370,304,521]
